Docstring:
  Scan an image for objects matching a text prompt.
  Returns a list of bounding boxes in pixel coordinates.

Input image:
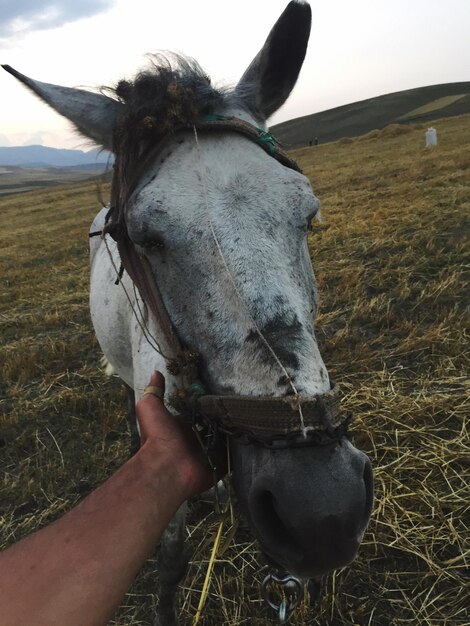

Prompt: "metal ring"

[143,385,164,400]
[261,572,304,623]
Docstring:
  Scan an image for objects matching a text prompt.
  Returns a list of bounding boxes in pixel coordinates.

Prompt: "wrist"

[135,441,193,502]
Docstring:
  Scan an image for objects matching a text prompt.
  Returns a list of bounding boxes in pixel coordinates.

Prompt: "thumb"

[143,370,166,400]
[136,371,168,441]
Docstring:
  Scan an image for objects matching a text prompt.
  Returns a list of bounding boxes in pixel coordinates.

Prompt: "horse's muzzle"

[231,438,373,578]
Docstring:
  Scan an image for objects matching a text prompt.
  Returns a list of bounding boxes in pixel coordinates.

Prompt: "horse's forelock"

[109,54,233,159]
[105,53,244,235]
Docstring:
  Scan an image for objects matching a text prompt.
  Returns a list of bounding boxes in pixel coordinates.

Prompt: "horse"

[3,2,373,623]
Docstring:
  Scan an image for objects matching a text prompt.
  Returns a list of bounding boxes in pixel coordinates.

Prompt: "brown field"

[0,165,107,197]
[1,115,468,625]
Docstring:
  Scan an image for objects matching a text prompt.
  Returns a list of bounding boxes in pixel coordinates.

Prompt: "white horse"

[4,2,373,623]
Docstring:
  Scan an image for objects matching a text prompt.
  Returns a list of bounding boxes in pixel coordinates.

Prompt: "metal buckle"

[261,572,304,624]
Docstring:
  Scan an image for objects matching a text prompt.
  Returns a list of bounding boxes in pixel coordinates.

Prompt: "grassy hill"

[0,165,110,197]
[271,82,470,147]
[4,83,468,196]
[1,114,468,625]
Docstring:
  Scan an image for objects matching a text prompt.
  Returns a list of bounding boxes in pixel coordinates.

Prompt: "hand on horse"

[136,371,227,500]
[0,371,227,626]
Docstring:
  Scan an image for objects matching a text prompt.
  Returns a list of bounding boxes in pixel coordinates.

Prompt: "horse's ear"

[2,65,122,151]
[236,1,311,120]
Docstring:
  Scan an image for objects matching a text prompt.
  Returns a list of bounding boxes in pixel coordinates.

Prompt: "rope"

[199,114,278,156]
[102,235,169,359]
[191,126,309,437]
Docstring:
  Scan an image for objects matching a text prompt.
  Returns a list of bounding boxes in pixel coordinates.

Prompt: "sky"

[0,0,469,150]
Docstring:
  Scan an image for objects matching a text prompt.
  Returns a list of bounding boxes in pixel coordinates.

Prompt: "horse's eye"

[140,234,165,251]
[144,240,165,251]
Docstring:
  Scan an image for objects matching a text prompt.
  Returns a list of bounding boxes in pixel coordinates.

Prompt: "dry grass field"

[1,115,468,625]
[0,165,107,197]
[272,83,470,148]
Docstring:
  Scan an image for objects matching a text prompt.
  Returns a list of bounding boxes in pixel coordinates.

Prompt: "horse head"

[4,1,373,580]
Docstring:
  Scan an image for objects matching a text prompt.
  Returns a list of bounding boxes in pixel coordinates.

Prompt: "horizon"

[1,0,469,150]
[0,143,105,152]
[2,78,470,151]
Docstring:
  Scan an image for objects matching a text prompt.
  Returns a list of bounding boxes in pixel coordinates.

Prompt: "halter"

[94,115,352,448]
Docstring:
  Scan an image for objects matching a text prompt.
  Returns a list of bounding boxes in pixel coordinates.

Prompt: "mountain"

[270,82,470,148]
[0,145,112,167]
[3,82,469,165]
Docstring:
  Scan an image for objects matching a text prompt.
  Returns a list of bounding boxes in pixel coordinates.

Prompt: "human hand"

[136,371,226,499]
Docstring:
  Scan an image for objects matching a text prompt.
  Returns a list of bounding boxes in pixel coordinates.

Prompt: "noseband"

[94,115,352,448]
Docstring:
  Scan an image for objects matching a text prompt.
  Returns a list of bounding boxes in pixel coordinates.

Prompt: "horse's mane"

[105,53,242,239]
[109,53,240,158]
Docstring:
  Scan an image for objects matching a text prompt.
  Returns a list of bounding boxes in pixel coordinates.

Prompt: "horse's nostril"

[252,490,301,552]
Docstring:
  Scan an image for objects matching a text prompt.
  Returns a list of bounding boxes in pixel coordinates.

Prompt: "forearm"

[0,444,187,626]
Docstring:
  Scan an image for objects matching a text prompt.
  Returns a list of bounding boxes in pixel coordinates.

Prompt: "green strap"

[199,114,279,156]
[195,113,301,173]
[254,129,278,155]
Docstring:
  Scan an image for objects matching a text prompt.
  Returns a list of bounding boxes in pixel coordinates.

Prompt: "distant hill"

[0,164,110,197]
[3,82,469,166]
[0,145,112,168]
[271,82,470,148]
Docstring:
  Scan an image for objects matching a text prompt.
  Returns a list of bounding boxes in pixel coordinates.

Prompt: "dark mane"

[110,53,236,158]
[106,54,238,240]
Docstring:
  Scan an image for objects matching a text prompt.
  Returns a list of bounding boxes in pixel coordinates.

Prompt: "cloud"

[0,0,115,39]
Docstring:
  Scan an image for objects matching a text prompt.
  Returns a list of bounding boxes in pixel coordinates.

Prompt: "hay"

[378,123,415,138]
[1,114,469,625]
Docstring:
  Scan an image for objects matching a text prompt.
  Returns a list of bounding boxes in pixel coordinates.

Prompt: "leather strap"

[199,383,341,434]
[116,236,199,385]
[195,116,302,173]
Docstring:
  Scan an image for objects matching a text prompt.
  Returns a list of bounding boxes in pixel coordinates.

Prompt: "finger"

[136,372,172,438]
[142,370,165,401]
